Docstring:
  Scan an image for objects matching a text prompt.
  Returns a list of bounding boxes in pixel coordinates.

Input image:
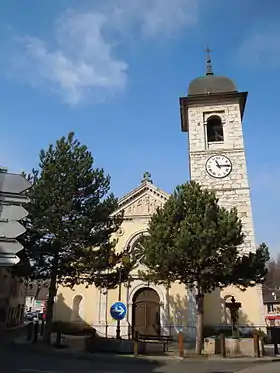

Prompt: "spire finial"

[205,46,213,75]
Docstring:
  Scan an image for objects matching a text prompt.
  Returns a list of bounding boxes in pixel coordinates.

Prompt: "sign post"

[110,301,127,339]
[0,171,31,266]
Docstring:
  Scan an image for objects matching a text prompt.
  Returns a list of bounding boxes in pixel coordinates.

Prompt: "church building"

[54,53,265,340]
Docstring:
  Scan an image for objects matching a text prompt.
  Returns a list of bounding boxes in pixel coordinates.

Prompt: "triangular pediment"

[112,181,169,218]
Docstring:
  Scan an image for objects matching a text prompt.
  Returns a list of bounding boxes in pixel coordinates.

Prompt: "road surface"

[1,329,279,373]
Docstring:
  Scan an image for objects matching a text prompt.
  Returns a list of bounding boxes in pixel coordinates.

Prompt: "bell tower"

[179,49,266,328]
[179,49,255,254]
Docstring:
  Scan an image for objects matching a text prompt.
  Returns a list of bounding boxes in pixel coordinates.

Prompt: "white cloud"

[102,0,198,38]
[15,11,128,105]
[238,22,280,67]
[140,0,198,37]
[10,0,199,105]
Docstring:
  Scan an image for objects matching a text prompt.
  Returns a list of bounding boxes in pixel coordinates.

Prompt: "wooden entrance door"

[132,288,160,337]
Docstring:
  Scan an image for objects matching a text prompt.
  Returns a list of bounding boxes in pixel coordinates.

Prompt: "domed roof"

[188,48,237,96]
[188,74,237,96]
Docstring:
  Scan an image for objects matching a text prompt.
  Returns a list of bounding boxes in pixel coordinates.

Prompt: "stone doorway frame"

[132,286,161,337]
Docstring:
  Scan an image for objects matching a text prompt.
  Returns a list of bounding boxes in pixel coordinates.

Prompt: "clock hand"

[219,164,230,167]
[215,161,221,168]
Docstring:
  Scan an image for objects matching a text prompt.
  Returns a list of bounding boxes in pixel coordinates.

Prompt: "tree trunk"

[43,257,58,344]
[166,281,171,336]
[195,292,204,355]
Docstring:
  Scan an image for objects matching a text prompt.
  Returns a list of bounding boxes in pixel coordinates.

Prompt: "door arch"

[132,287,160,337]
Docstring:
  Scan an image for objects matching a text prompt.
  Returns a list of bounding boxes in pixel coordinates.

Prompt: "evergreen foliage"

[21,132,123,342]
[141,181,269,354]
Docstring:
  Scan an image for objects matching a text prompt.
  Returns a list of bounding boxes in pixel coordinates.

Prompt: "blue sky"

[0,0,279,255]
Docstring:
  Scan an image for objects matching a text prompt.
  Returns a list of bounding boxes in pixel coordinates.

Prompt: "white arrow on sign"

[115,305,125,316]
[0,173,31,194]
[0,239,23,254]
[0,254,20,266]
[0,221,26,239]
[0,204,29,221]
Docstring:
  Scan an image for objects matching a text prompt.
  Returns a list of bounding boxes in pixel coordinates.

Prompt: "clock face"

[206,155,232,179]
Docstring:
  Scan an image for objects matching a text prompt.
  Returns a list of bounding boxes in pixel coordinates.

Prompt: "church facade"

[54,57,265,339]
[55,176,197,339]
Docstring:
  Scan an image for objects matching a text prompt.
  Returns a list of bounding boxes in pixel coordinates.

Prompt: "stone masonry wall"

[188,102,245,152]
[187,102,256,253]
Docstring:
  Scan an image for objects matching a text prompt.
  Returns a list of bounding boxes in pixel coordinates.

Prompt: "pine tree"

[141,181,269,354]
[23,132,122,343]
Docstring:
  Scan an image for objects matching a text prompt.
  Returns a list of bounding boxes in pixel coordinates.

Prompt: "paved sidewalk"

[12,336,280,365]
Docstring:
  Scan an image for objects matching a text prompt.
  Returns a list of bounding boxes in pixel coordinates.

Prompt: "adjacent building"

[25,281,49,313]
[262,287,280,327]
[0,268,26,330]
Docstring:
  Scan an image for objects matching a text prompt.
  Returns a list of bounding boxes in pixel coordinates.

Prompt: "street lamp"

[109,251,130,339]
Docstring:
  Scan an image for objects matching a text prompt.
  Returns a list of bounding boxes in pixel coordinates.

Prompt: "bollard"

[40,320,44,336]
[253,332,260,358]
[133,331,139,357]
[56,330,62,347]
[32,321,39,344]
[178,332,184,358]
[274,341,279,356]
[26,322,33,341]
[271,328,279,356]
[260,335,265,357]
[220,333,226,358]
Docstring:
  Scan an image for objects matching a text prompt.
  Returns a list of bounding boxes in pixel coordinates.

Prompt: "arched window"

[206,115,224,142]
[72,295,83,321]
[126,231,149,266]
[130,237,145,264]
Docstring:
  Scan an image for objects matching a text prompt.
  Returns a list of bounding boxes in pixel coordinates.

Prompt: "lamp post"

[109,251,130,339]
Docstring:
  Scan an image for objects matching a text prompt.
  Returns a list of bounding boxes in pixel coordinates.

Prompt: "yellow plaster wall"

[204,285,265,326]
[55,219,149,325]
[55,217,265,331]
[168,282,189,325]
[55,284,99,325]
[114,219,148,252]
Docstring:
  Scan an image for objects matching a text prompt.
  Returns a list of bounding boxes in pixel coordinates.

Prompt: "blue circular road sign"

[110,301,127,321]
